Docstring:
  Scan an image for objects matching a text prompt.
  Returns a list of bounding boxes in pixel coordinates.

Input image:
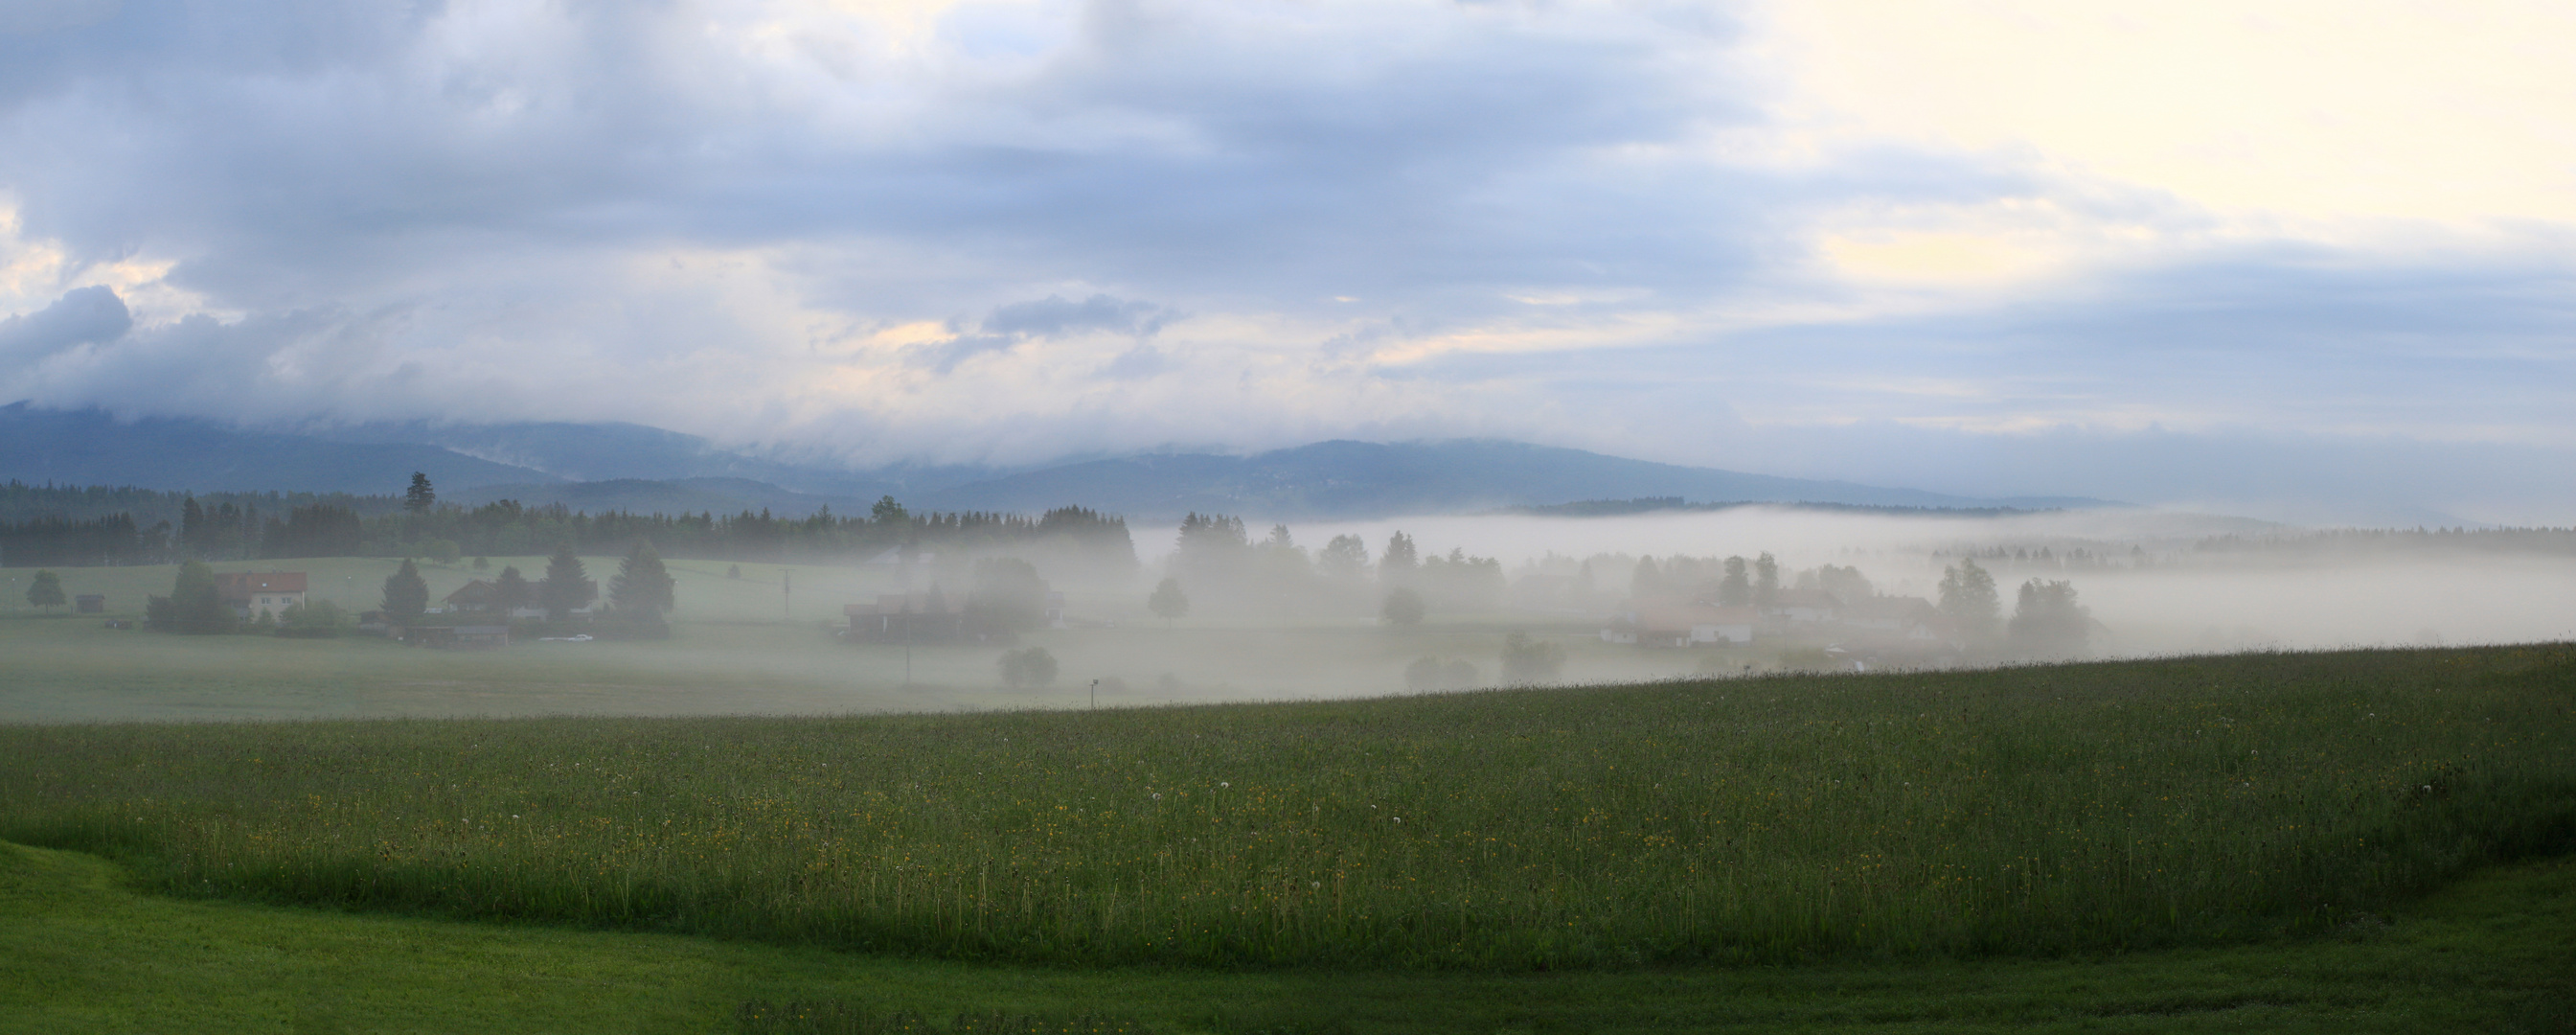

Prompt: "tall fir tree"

[381,559,430,624]
[540,545,591,621]
[403,472,436,513]
[608,544,675,616]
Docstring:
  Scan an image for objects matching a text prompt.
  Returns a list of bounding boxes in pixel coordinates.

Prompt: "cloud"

[0,1,2566,519]
[908,292,1173,373]
[0,285,129,361]
[983,294,1169,338]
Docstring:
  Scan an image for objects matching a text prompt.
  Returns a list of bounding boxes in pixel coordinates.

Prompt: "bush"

[1380,587,1425,628]
[276,600,350,638]
[999,647,1059,688]
[1498,632,1566,686]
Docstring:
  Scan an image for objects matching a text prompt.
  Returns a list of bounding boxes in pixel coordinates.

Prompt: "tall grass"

[3,646,2570,968]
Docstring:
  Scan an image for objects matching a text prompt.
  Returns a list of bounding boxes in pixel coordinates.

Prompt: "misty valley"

[5,482,2572,721]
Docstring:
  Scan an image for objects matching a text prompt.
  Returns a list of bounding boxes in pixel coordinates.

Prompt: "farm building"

[442,579,502,613]
[845,587,965,644]
[1603,600,1758,647]
[215,572,307,620]
[74,593,104,613]
[1766,587,1842,624]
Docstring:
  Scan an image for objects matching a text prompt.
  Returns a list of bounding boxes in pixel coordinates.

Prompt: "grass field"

[6,836,2573,1033]
[5,646,2570,972]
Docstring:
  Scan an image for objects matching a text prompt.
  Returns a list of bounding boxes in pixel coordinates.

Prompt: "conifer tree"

[1379,531,1418,583]
[609,543,676,616]
[540,545,591,621]
[381,559,429,625]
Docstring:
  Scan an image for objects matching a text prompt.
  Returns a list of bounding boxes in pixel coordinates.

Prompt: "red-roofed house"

[215,572,308,620]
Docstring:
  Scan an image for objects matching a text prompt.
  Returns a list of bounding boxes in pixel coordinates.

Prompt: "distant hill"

[917,440,2113,519]
[307,419,1003,499]
[0,404,2113,522]
[0,403,559,495]
[444,477,876,518]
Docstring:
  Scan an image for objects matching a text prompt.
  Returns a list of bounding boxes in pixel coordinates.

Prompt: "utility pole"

[783,568,792,618]
[1090,678,1099,711]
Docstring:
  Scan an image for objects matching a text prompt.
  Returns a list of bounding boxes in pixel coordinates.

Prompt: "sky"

[0,0,2570,524]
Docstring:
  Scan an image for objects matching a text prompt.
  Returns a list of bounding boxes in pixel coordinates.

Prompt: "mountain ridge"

[0,403,2116,521]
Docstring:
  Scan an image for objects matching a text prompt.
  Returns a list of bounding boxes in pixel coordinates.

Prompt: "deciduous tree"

[25,569,65,610]
[1147,577,1189,623]
[1380,586,1425,628]
[1938,558,2001,642]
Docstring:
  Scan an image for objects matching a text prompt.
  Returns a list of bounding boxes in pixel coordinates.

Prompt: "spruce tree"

[404,472,436,513]
[608,543,675,632]
[540,545,590,621]
[381,559,429,625]
[1379,531,1419,582]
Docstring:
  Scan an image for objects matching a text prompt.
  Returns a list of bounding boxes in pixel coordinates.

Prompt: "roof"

[1840,596,1937,622]
[1770,587,1840,610]
[845,590,956,617]
[445,579,499,604]
[214,572,307,598]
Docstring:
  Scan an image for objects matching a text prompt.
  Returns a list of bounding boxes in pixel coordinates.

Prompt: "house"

[1604,599,1758,647]
[443,579,503,614]
[215,572,307,620]
[1767,587,1841,624]
[74,594,104,613]
[1837,595,1937,633]
[844,586,964,643]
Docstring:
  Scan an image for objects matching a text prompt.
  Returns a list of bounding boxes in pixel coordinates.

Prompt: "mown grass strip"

[4,646,2572,969]
[5,838,2573,1033]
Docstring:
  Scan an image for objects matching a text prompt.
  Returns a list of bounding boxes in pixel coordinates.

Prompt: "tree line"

[0,476,1136,568]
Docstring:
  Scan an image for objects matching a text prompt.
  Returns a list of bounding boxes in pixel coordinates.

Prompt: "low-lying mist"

[8,506,2568,723]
